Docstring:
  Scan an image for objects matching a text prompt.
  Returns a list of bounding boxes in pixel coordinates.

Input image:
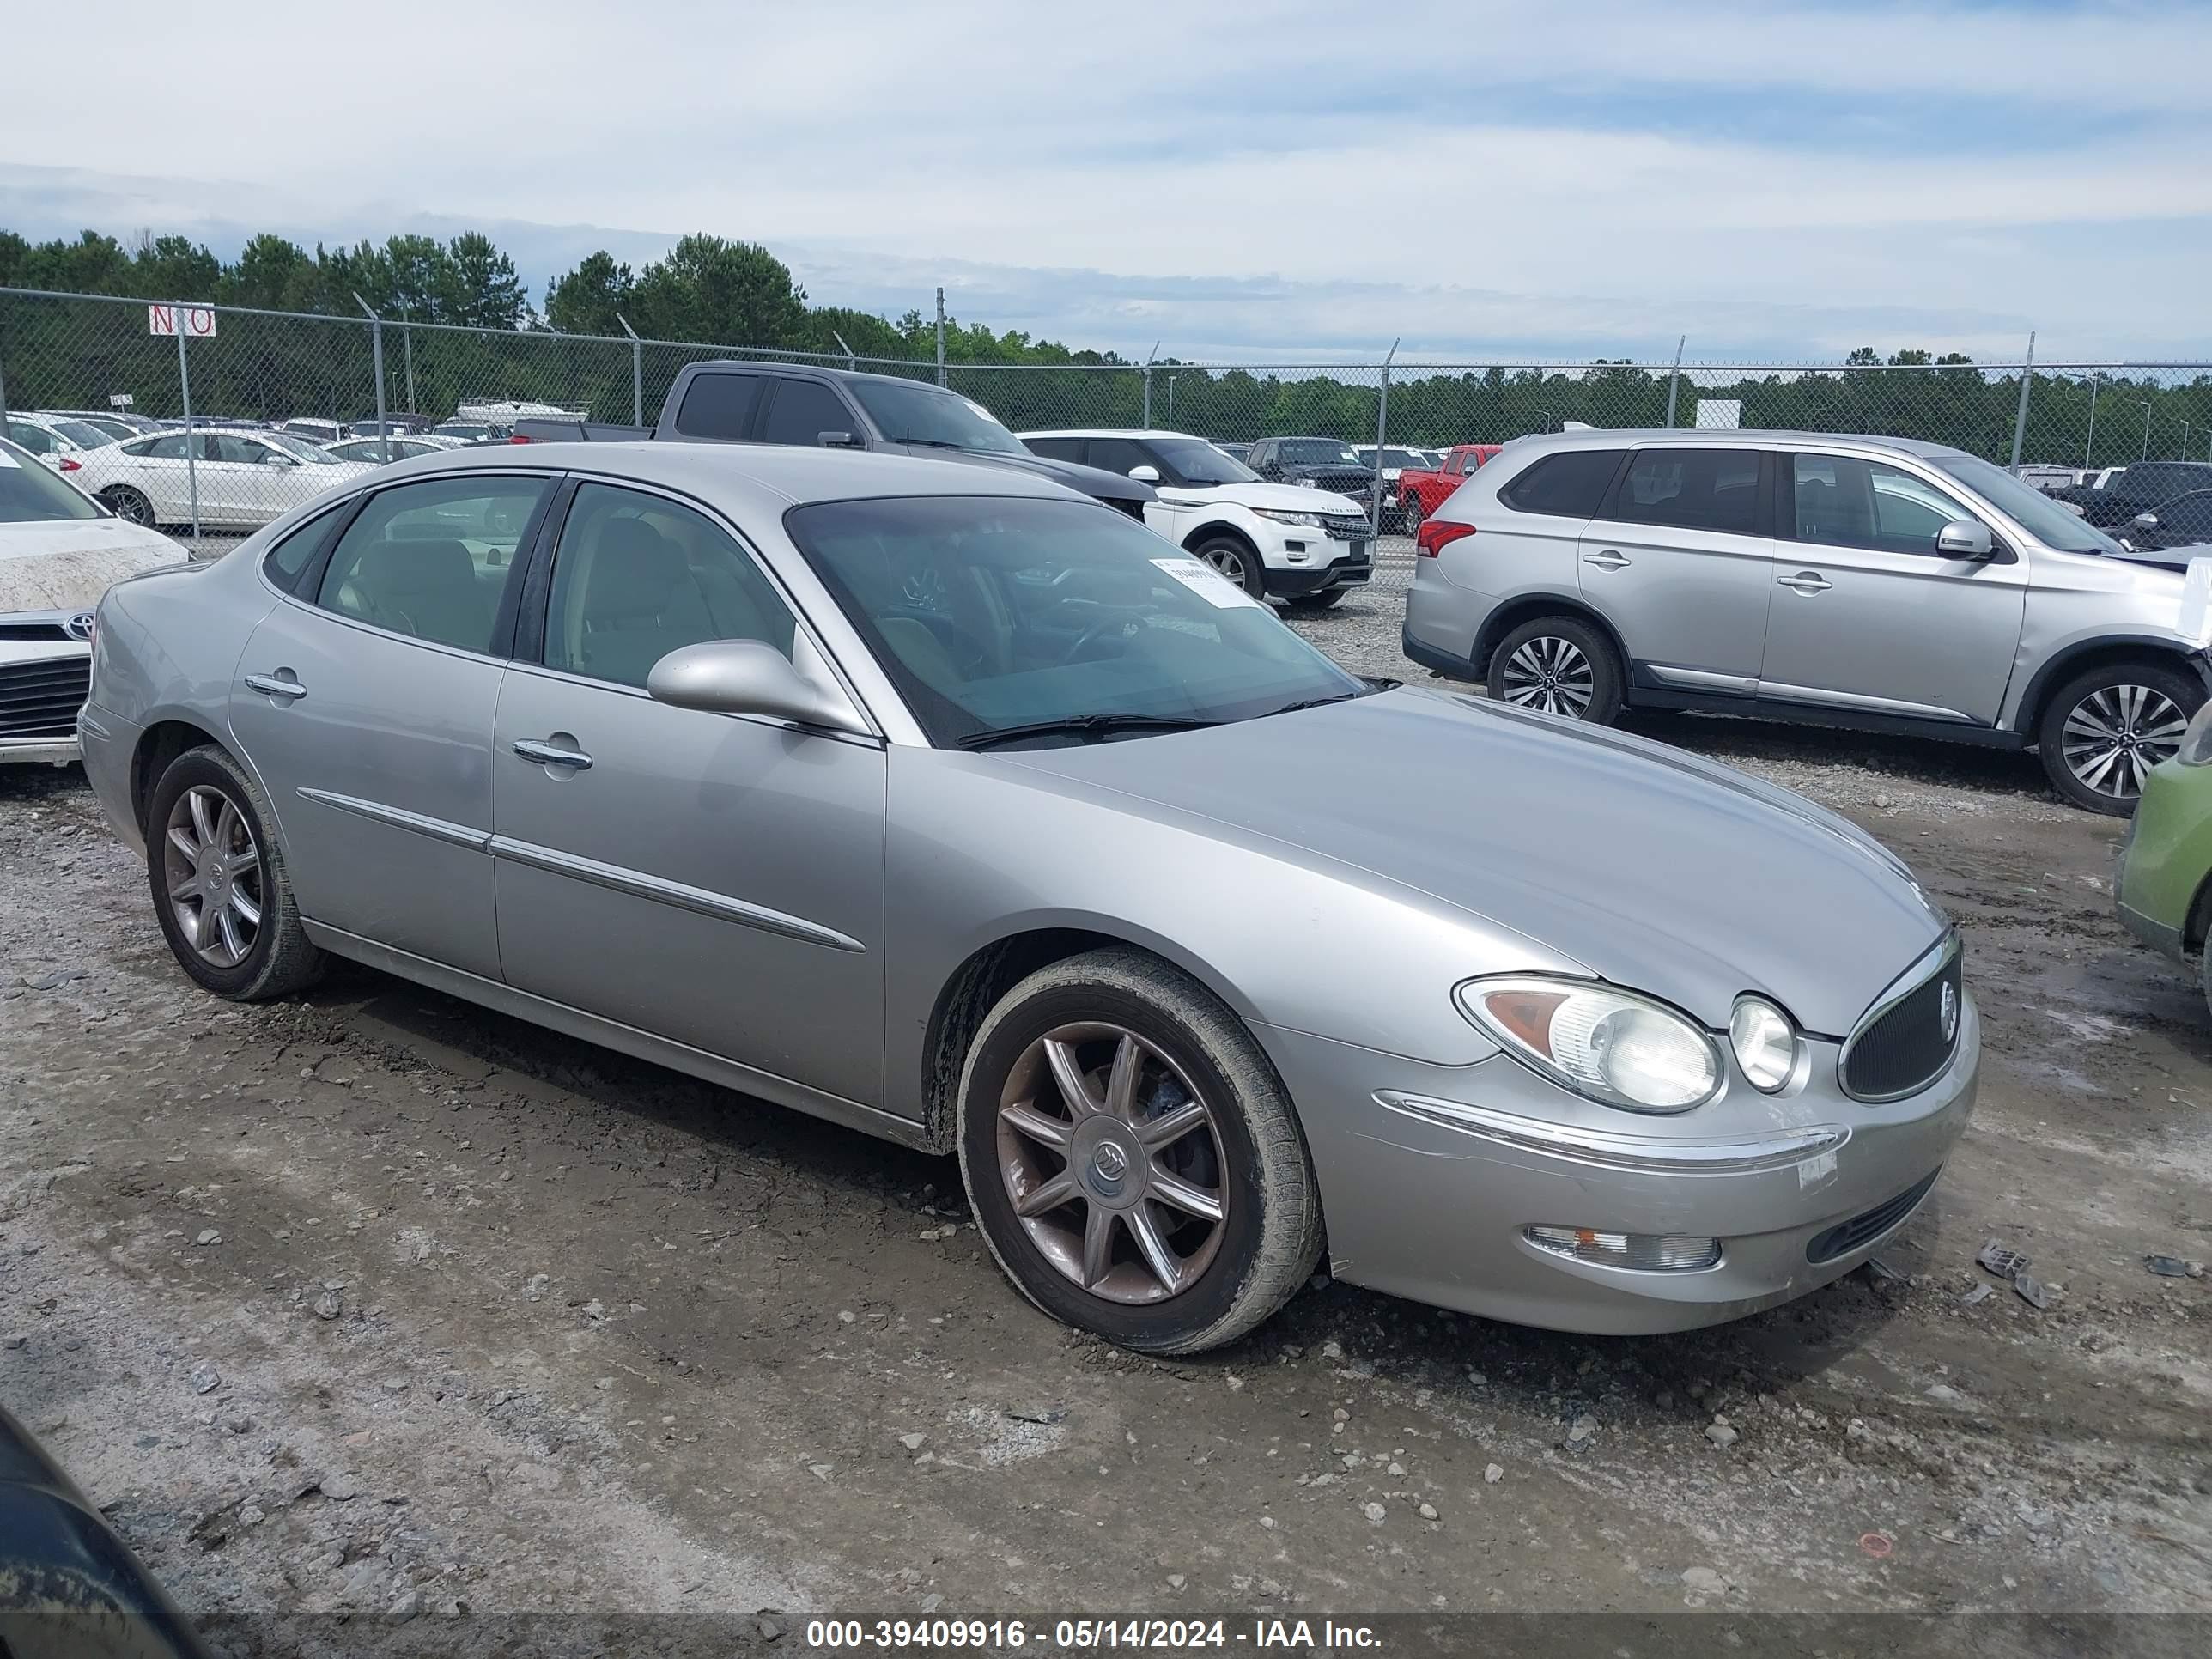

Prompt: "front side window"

[1024,436,1084,463]
[543,482,797,689]
[2158,491,2212,539]
[1613,448,1760,535]
[213,434,271,465]
[130,435,188,460]
[1085,437,1155,478]
[0,439,100,521]
[787,495,1361,747]
[760,379,857,447]
[1499,448,1626,518]
[313,476,549,653]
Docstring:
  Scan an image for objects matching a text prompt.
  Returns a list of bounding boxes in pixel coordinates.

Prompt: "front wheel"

[2037,660,2204,815]
[957,948,1322,1355]
[102,486,155,527]
[1190,535,1267,600]
[146,744,325,1000]
[1485,615,1625,723]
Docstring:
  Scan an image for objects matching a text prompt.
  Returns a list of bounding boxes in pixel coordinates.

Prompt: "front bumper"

[1266,542,1373,598]
[1257,998,1979,1334]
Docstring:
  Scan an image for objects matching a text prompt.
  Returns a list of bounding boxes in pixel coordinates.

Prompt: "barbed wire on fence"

[4,283,2209,540]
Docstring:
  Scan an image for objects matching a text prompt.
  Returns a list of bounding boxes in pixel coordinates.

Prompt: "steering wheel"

[1054,597,1149,665]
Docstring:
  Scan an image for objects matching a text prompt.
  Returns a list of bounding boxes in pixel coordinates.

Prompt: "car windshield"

[848,378,1025,455]
[267,433,343,463]
[1934,453,2123,556]
[787,495,1363,747]
[0,438,102,521]
[1150,437,1258,486]
[434,424,491,440]
[1286,441,1362,466]
[1378,448,1428,469]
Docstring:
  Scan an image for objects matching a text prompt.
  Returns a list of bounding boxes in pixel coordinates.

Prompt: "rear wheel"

[1191,534,1267,600]
[1485,615,1625,724]
[1401,493,1424,538]
[2037,659,2203,815]
[957,948,1322,1355]
[102,486,155,527]
[145,745,325,1000]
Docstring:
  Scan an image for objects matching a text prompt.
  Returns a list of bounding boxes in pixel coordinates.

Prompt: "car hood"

[884,444,1157,507]
[0,517,188,613]
[1002,687,1945,1036]
[1160,481,1370,514]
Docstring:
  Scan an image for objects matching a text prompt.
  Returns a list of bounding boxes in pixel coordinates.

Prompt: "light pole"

[2185,419,2195,459]
[2137,400,2154,459]
[2081,372,2100,468]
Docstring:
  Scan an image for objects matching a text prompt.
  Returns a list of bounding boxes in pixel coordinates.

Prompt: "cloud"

[6,2,2209,363]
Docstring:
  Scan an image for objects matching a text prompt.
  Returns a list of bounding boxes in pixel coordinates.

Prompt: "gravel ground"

[3,557,2209,1656]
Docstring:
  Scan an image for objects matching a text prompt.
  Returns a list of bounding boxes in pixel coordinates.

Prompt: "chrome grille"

[0,657,91,741]
[1841,938,1963,1102]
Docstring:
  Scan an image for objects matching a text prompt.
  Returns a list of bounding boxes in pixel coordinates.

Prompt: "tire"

[145,744,325,1000]
[1401,494,1424,538]
[1285,587,1348,611]
[1485,614,1626,724]
[102,486,155,528]
[956,947,1322,1355]
[1190,534,1267,600]
[2035,659,2204,816]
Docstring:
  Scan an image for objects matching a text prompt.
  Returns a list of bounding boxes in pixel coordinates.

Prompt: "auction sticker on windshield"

[1152,556,1262,609]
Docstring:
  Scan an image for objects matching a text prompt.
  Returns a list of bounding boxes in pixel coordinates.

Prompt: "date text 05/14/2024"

[804,1618,1383,1650]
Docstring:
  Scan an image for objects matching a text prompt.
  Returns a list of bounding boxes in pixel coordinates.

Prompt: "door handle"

[244,672,306,700]
[1583,550,1632,570]
[512,737,592,771]
[1777,572,1832,593]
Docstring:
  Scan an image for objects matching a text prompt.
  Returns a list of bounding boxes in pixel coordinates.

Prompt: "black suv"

[1246,436,1377,501]
[2051,459,2212,527]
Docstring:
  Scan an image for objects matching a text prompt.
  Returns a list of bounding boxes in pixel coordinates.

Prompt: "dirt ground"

[3,568,2211,1655]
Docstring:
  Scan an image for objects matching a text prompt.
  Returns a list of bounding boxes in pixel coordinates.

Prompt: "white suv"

[1021,428,1375,607]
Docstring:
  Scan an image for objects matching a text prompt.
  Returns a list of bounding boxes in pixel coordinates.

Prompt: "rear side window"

[1024,437,1084,463]
[263,506,349,590]
[1499,449,1626,518]
[672,372,765,441]
[313,476,550,653]
[1610,448,1760,535]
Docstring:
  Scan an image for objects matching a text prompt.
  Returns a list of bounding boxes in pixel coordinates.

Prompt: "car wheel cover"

[1500,635,1595,717]
[161,784,264,968]
[995,1021,1229,1306]
[1200,546,1248,585]
[2061,684,2187,799]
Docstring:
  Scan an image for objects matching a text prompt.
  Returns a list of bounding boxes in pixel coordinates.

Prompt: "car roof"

[1017,427,1206,441]
[1503,427,1970,460]
[364,439,1085,513]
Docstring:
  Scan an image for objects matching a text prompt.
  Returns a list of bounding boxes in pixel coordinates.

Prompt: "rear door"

[1577,447,1773,694]
[1759,449,2024,725]
[230,471,554,979]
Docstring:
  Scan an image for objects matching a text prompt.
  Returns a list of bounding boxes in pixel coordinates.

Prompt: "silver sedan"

[77,443,1977,1352]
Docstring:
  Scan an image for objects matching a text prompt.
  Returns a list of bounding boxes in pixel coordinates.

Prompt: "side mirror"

[1127,464,1161,483]
[1936,520,1993,560]
[817,430,864,449]
[647,638,871,736]
[265,453,300,467]
[2133,512,2160,532]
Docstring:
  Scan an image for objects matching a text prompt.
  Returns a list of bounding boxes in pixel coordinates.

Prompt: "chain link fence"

[5,283,2209,546]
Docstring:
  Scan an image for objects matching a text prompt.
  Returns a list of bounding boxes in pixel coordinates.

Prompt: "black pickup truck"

[516,362,1156,517]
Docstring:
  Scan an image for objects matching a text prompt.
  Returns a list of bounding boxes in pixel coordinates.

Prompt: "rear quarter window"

[1498,449,1626,517]
[672,372,766,441]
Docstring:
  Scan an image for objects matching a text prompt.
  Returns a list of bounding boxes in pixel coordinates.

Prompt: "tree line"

[2,225,2206,469]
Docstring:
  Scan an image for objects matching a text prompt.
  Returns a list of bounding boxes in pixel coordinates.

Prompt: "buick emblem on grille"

[64,611,95,641]
[1939,981,1959,1043]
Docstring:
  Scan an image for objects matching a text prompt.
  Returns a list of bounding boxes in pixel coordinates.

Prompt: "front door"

[1577,447,1774,693]
[229,472,552,980]
[1759,451,2026,725]
[490,479,888,1106]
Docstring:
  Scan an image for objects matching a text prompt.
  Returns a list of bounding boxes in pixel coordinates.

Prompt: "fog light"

[1525,1225,1721,1272]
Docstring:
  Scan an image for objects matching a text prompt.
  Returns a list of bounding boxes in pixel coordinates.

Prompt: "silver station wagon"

[1403,429,2212,814]
[81,443,1976,1352]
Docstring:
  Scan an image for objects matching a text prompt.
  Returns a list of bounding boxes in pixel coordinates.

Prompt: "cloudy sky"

[7,1,2209,364]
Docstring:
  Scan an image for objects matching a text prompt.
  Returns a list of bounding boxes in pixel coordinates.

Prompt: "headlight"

[1456,975,1721,1114]
[1729,996,1802,1092]
[1253,507,1328,530]
[2177,701,2212,766]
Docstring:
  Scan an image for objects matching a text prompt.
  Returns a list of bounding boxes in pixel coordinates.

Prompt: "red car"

[1397,444,1501,533]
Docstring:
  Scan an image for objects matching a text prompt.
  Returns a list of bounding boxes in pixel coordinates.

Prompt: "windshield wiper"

[958,714,1220,750]
[1262,691,1364,718]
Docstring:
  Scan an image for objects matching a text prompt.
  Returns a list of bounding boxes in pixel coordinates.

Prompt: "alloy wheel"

[2061,684,2188,800]
[1200,546,1249,587]
[1498,635,1595,717]
[161,785,264,968]
[106,489,153,526]
[994,1022,1229,1305]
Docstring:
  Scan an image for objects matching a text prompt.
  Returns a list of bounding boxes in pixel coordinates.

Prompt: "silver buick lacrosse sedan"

[78,441,1975,1352]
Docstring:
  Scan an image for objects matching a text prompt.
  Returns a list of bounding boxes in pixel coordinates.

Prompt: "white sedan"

[323,434,469,465]
[0,434,189,765]
[70,429,377,530]
[1,413,112,475]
